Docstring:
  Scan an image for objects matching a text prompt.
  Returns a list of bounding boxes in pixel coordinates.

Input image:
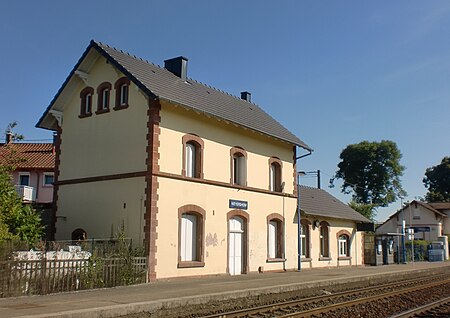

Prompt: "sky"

[1,1,449,222]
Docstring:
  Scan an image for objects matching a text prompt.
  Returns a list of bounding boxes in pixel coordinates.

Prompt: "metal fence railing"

[0,257,147,298]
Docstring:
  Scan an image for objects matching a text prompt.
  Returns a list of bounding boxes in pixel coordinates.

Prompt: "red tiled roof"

[0,143,54,169]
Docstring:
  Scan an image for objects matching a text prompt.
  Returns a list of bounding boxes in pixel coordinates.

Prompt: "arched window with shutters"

[319,221,330,258]
[268,157,282,192]
[182,134,204,179]
[230,147,247,186]
[178,205,205,268]
[267,214,284,260]
[300,219,311,259]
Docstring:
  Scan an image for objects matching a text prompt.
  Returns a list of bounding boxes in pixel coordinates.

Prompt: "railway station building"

[37,41,371,281]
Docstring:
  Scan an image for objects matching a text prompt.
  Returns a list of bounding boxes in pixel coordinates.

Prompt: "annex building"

[37,41,369,280]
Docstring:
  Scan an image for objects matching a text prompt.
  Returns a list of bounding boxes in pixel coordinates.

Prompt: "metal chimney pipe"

[164,56,188,81]
[240,91,251,102]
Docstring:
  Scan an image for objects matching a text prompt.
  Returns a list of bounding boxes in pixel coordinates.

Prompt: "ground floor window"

[180,213,198,261]
[338,235,349,257]
[178,205,205,267]
[267,214,284,260]
[300,219,311,258]
[319,221,330,258]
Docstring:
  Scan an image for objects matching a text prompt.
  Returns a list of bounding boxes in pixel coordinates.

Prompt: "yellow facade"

[49,48,365,281]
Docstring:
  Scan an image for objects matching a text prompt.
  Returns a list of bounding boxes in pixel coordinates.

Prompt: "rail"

[198,274,450,318]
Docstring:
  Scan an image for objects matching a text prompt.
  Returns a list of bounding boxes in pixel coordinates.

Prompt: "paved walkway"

[1,262,449,318]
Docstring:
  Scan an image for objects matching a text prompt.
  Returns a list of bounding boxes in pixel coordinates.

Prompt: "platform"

[1,262,449,318]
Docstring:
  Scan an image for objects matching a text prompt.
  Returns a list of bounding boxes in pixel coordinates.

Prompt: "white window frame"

[300,224,307,257]
[18,173,30,186]
[338,235,349,257]
[268,221,278,259]
[233,154,246,186]
[269,164,276,191]
[102,88,109,110]
[120,84,128,105]
[180,213,198,262]
[185,142,196,178]
[320,224,330,258]
[43,173,54,186]
[269,161,282,192]
[85,93,92,114]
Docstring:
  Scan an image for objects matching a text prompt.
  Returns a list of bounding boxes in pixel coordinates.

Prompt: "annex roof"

[299,186,371,223]
[378,200,447,227]
[37,40,312,151]
[428,202,450,211]
[0,143,54,170]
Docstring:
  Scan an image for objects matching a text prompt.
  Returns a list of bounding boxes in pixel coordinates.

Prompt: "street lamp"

[297,171,306,271]
[295,148,313,272]
[400,198,407,264]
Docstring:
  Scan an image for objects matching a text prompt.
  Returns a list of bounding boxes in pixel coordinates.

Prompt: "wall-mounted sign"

[411,226,430,233]
[356,222,375,232]
[229,199,248,210]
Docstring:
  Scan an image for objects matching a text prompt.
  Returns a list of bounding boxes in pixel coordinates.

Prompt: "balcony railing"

[15,185,36,202]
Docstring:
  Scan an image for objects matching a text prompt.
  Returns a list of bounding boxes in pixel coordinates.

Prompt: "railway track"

[198,274,450,318]
[390,295,450,318]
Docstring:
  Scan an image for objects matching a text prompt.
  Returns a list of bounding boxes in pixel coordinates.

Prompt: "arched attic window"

[114,77,130,110]
[79,87,94,118]
[96,82,112,114]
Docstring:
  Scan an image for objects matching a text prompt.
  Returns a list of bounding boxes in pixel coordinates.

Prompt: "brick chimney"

[5,131,13,144]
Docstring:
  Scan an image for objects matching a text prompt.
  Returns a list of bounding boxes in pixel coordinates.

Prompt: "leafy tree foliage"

[0,123,44,245]
[331,140,406,208]
[348,200,377,221]
[423,156,450,202]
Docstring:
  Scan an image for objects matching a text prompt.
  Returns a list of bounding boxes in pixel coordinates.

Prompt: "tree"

[331,140,406,209]
[0,123,44,245]
[423,157,450,202]
[348,200,377,222]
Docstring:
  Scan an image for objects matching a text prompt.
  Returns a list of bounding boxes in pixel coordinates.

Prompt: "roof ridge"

[95,41,292,114]
[38,40,312,151]
[94,40,162,69]
[300,185,324,191]
[188,77,257,105]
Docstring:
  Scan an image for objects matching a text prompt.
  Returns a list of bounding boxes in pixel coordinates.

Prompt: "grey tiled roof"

[94,41,311,149]
[36,41,311,150]
[300,186,371,223]
[428,202,450,212]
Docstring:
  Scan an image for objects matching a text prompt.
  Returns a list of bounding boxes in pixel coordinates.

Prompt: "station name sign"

[229,199,248,210]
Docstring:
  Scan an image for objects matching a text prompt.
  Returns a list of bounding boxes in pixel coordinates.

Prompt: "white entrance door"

[229,216,244,275]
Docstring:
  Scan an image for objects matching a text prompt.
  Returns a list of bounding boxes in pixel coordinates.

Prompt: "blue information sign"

[229,199,248,210]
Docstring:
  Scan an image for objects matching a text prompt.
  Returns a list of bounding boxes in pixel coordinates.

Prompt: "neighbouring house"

[0,135,55,240]
[376,200,450,242]
[299,186,371,268]
[36,40,370,281]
